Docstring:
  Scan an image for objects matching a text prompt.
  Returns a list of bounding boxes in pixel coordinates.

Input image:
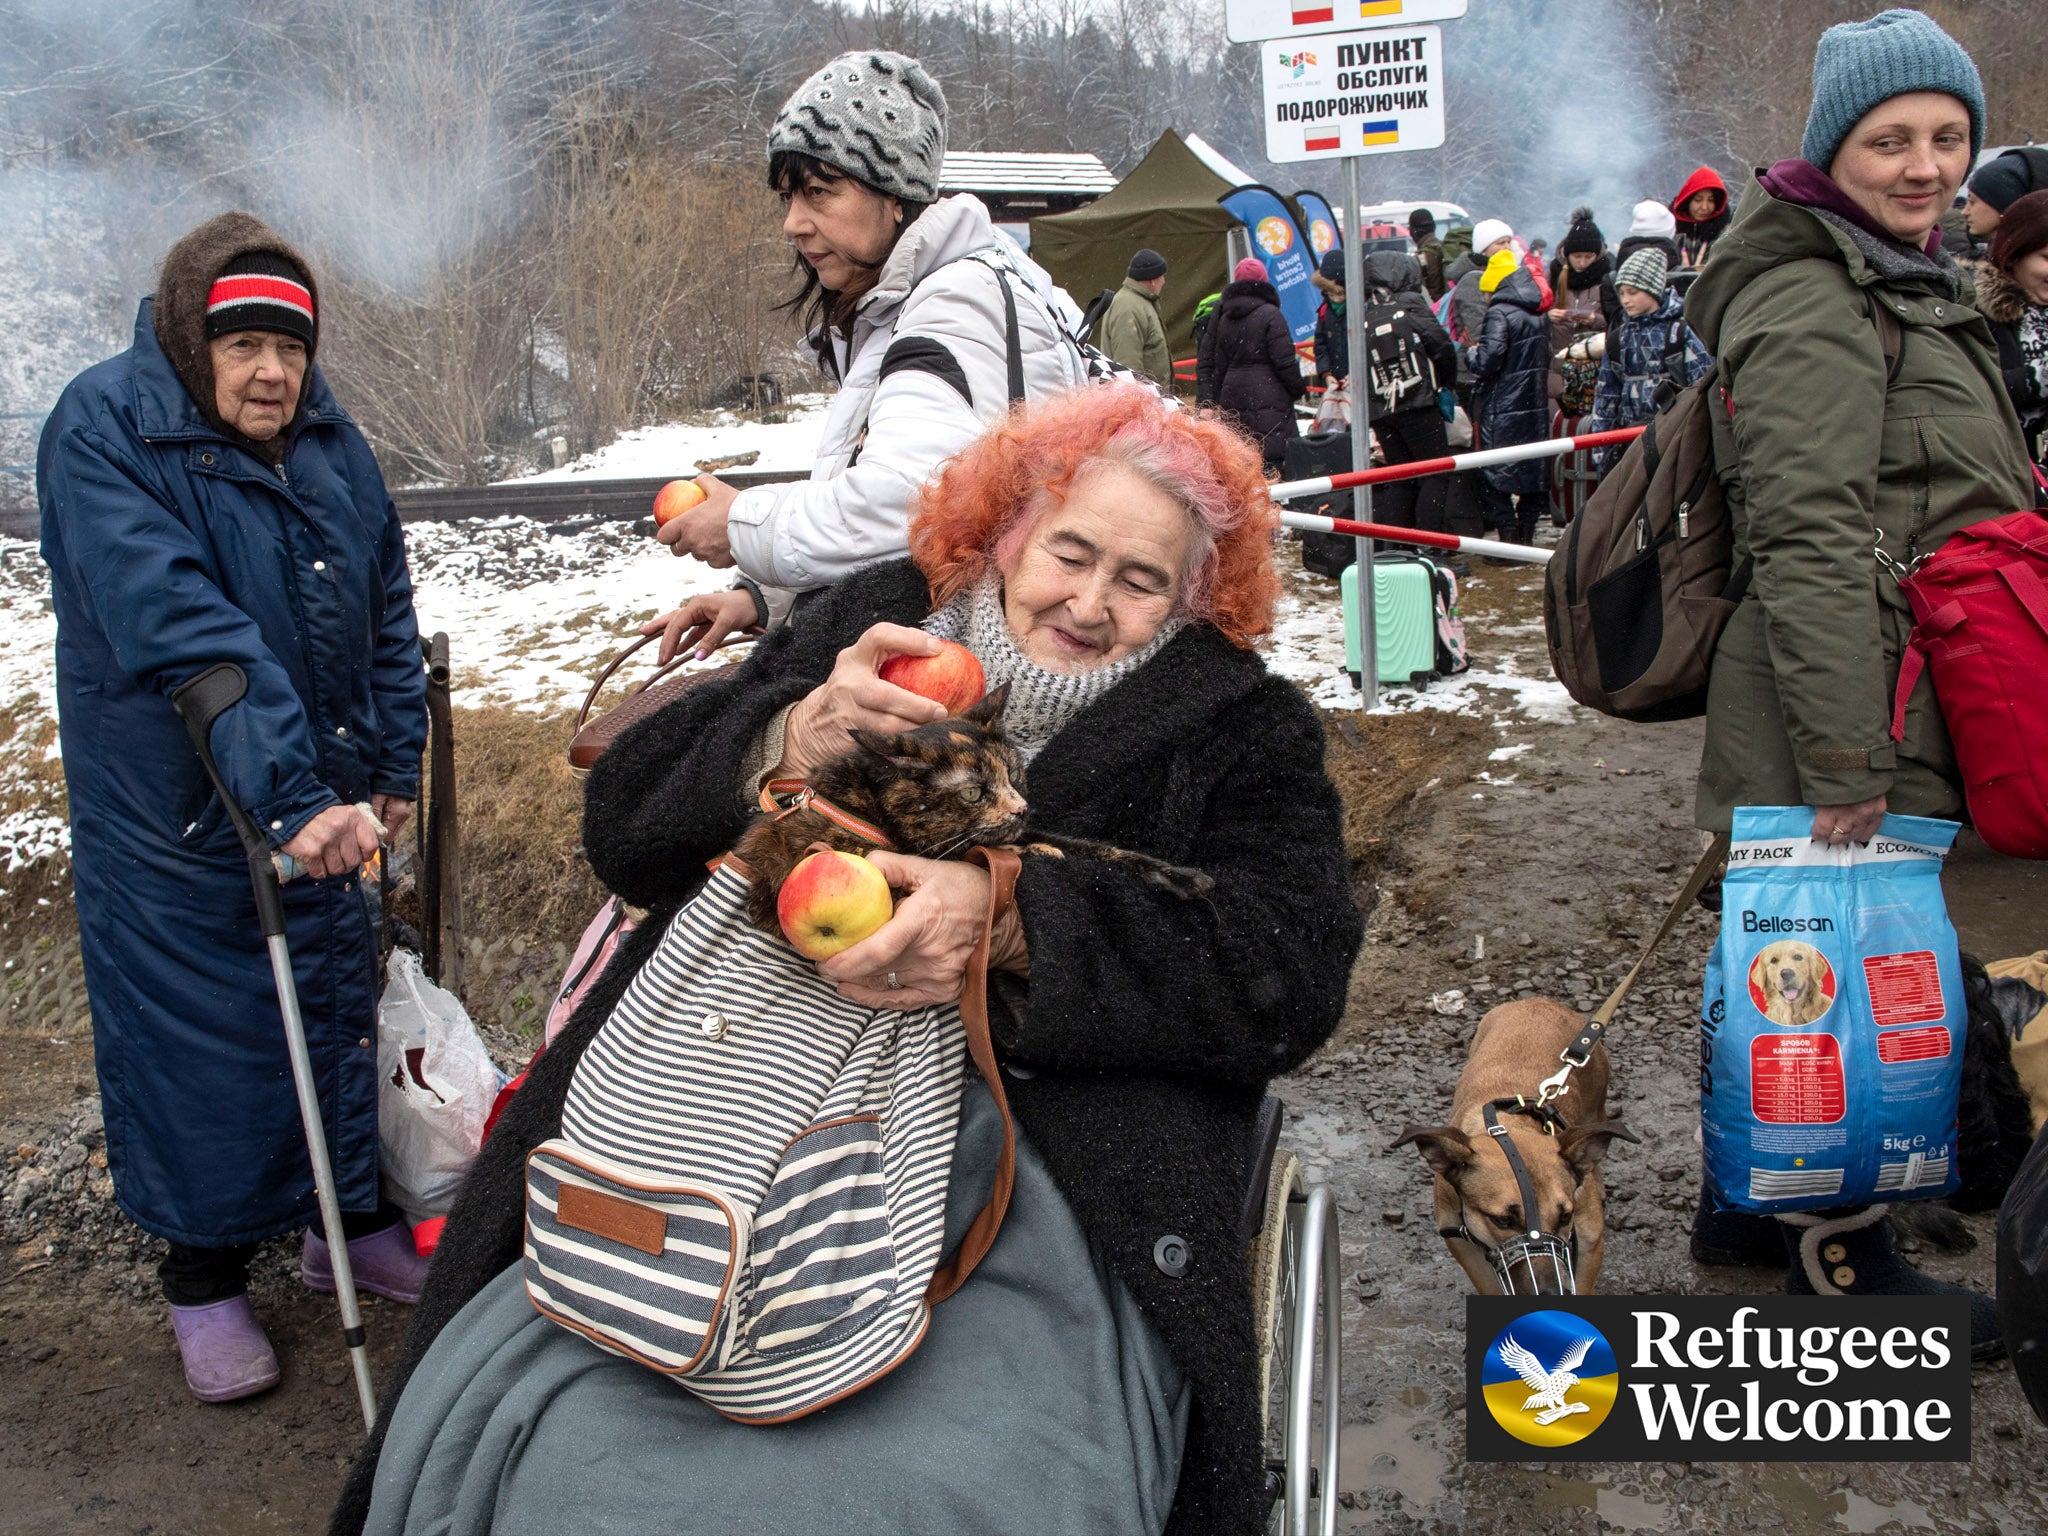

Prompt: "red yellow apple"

[776,849,895,960]
[878,640,986,715]
[652,478,708,528]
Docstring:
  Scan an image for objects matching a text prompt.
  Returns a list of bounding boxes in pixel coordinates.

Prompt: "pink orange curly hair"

[907,385,1279,647]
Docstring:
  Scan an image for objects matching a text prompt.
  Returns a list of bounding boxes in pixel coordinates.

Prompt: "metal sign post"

[1342,157,1377,707]
[1256,19,1449,707]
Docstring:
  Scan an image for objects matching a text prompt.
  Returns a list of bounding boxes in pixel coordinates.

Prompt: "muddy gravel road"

[1296,558,2046,1536]
[1,547,2044,1534]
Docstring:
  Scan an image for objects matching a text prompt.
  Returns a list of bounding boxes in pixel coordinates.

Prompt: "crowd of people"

[25,7,2048,1534]
[1279,106,2048,552]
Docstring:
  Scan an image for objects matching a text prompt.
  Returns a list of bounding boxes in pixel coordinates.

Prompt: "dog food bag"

[1700,806,1965,1213]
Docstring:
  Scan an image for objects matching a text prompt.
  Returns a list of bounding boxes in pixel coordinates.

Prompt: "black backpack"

[1361,296,1437,414]
[1544,299,1901,721]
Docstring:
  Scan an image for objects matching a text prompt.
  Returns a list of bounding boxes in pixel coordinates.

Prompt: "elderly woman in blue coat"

[37,212,430,1403]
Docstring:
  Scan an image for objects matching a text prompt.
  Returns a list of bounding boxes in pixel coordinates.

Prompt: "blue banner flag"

[1294,190,1341,268]
[1217,185,1321,363]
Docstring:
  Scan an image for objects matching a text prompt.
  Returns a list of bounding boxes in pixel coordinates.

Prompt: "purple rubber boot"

[302,1221,429,1305]
[168,1295,281,1403]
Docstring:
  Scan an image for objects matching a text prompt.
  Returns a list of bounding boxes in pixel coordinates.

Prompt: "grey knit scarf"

[1810,207,1960,299]
[923,577,1184,762]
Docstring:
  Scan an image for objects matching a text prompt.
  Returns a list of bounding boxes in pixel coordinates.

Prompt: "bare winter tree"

[1633,0,2046,197]
[14,0,2036,499]
[266,0,576,482]
[540,93,791,453]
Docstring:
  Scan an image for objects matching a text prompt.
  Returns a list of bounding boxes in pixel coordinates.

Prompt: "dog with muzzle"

[1393,999,1638,1295]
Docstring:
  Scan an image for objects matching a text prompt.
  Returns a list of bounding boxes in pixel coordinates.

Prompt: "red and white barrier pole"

[1279,510,1553,565]
[1268,426,1644,504]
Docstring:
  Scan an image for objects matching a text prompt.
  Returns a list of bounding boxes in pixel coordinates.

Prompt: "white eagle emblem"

[1500,1331,1596,1425]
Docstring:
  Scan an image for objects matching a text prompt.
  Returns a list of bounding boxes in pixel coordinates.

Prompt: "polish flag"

[1292,2,1335,23]
[1304,123,1343,153]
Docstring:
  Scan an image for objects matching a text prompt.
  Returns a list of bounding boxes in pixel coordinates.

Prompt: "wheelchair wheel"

[1250,1155,1342,1536]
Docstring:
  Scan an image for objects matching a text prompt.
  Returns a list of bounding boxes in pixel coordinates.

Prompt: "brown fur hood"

[152,211,320,449]
[1974,262,2034,327]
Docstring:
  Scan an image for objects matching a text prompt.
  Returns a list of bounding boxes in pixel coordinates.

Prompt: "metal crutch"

[171,662,378,1429]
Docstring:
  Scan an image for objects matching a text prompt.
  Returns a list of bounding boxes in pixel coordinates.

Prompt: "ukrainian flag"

[1480,1309,1620,1448]
[1360,0,1403,15]
[1360,118,1401,147]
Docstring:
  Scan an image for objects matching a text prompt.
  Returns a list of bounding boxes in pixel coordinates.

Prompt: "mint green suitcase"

[1341,556,1440,687]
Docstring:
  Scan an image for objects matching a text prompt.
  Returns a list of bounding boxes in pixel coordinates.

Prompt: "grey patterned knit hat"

[1615,246,1669,295]
[768,51,949,204]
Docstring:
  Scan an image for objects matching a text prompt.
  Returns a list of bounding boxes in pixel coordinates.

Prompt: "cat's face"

[847,686,1028,858]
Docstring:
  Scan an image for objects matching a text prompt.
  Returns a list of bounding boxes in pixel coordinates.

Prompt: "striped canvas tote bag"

[523,848,1019,1423]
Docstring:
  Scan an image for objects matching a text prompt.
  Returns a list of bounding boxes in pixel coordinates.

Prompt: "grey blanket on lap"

[365,1085,1188,1536]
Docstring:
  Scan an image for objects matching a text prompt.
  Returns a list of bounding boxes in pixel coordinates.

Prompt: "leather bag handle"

[573,631,753,734]
[926,844,1023,1305]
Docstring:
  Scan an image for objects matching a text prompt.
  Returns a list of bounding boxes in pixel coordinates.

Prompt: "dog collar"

[760,778,893,849]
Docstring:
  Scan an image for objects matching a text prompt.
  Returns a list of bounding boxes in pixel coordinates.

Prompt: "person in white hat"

[1445,216,1515,347]
[1619,200,1682,272]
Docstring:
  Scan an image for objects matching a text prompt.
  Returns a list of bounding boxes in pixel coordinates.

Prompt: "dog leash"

[1534,831,1731,1110]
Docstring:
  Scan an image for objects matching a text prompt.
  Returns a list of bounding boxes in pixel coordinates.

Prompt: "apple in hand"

[879,639,986,715]
[777,850,895,960]
[652,478,708,528]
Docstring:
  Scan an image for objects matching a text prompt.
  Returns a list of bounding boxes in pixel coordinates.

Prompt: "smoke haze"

[16,0,2036,488]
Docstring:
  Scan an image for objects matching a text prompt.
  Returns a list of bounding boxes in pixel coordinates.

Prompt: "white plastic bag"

[377,948,504,1222]
[1312,380,1350,433]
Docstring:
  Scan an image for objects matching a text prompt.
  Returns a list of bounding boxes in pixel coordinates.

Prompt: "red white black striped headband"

[206,273,314,324]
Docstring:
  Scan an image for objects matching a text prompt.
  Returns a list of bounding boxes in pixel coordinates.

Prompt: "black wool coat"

[332,559,1363,1536]
[1197,279,1308,464]
[1468,265,1553,493]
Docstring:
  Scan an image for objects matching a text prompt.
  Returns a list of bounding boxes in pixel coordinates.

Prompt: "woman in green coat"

[1682,9,2033,1357]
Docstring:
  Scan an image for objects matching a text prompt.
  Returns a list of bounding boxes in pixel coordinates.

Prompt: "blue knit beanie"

[1800,9,1984,174]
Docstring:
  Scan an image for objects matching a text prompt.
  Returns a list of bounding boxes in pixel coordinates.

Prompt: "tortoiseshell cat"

[732,685,1213,936]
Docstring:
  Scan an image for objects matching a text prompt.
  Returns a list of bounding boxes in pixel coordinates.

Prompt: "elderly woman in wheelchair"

[334,386,1361,1536]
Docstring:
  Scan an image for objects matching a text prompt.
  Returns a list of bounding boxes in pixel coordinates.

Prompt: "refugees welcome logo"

[1481,1310,1618,1447]
[1467,1296,1969,1463]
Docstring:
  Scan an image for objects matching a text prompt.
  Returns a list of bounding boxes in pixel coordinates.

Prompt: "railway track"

[0,469,809,541]
[390,468,807,528]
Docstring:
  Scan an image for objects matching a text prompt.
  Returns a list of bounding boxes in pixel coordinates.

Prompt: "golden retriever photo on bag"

[1748,942,1837,1027]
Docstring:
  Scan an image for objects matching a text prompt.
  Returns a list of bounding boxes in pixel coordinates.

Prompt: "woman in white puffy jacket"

[652,51,1088,655]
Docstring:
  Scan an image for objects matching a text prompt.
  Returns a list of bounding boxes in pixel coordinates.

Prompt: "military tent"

[1029,129,1243,369]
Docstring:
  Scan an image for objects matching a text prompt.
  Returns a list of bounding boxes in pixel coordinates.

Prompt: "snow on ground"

[1263,561,1584,724]
[0,538,66,871]
[512,394,833,483]
[404,516,740,710]
[0,469,1585,877]
[417,393,843,709]
[0,515,743,870]
[0,541,59,731]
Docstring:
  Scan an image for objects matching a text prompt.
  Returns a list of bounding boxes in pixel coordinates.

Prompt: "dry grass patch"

[439,705,603,944]
[413,705,606,1056]
[0,699,86,1041]
[1321,709,1493,883]
[0,691,1492,1054]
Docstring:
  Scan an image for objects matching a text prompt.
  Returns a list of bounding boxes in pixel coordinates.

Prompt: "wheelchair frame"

[1245,1097,1343,1536]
